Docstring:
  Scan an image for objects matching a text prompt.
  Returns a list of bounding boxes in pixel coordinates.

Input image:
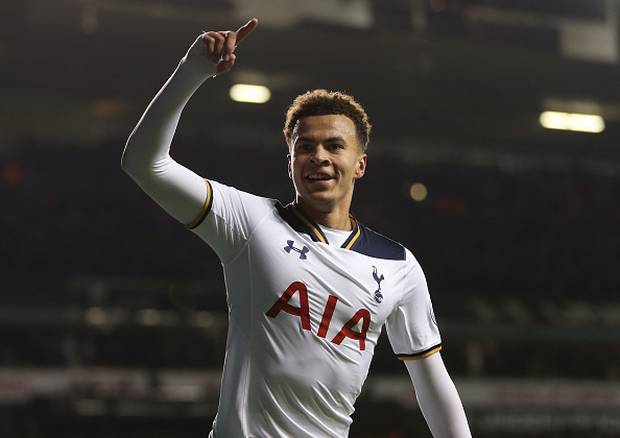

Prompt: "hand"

[181,18,258,76]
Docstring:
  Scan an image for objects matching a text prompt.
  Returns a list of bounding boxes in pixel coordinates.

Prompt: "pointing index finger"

[235,18,258,46]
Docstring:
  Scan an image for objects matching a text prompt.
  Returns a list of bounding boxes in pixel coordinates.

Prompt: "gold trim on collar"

[343,218,361,249]
[290,203,361,248]
[291,204,328,243]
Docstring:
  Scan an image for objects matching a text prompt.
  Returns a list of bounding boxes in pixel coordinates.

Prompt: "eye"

[295,141,314,152]
[328,143,344,150]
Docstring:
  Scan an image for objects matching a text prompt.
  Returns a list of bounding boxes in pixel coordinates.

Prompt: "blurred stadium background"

[2,0,620,436]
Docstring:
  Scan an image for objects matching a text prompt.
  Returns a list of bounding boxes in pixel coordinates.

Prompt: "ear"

[287,153,292,180]
[354,153,368,179]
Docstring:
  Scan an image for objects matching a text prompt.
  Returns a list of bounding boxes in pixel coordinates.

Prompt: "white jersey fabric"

[190,179,442,438]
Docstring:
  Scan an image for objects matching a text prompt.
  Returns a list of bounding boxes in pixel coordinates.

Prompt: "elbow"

[120,153,129,173]
[120,136,142,177]
[120,152,134,175]
[121,153,146,181]
[120,144,161,183]
[120,152,137,179]
[121,134,172,180]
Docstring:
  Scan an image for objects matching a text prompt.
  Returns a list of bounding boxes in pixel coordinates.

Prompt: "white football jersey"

[189,179,442,438]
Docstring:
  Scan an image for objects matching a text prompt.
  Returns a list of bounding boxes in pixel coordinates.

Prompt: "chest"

[248,220,403,336]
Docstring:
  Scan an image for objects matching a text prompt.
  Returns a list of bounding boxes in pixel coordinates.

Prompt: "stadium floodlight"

[409,182,428,202]
[229,84,271,104]
[539,111,605,133]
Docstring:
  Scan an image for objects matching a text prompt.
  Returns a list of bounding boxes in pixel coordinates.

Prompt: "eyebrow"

[295,136,347,144]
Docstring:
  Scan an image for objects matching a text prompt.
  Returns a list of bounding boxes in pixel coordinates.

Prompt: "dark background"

[2,0,620,436]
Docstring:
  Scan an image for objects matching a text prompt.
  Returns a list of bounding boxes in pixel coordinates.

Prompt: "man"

[122,18,471,438]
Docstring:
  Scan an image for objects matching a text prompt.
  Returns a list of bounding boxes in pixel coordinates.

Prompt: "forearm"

[120,38,217,225]
[121,59,214,178]
[406,354,471,438]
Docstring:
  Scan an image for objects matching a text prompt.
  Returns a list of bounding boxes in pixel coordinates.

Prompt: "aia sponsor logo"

[265,281,371,351]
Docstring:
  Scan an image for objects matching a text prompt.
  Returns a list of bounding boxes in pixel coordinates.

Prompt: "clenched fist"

[181,18,258,77]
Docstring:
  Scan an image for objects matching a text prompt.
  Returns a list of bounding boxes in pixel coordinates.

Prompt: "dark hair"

[283,89,372,151]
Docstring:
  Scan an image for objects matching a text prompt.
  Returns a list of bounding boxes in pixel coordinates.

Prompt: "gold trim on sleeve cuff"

[397,344,442,361]
[185,179,213,230]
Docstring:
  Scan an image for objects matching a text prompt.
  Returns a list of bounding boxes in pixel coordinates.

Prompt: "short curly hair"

[283,89,372,152]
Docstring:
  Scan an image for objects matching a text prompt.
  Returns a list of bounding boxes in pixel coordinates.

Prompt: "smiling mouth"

[305,173,335,181]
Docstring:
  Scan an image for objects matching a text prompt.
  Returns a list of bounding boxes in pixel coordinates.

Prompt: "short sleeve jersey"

[189,180,442,438]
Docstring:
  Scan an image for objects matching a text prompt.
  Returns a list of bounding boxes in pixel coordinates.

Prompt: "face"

[288,114,367,211]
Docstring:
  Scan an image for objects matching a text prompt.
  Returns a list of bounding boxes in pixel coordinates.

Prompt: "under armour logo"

[372,266,385,303]
[284,240,309,260]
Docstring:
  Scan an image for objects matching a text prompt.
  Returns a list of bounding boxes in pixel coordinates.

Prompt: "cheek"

[339,159,358,177]
[290,159,305,182]
[290,158,301,174]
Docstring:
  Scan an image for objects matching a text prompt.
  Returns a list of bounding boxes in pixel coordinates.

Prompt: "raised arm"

[405,353,472,438]
[121,19,258,226]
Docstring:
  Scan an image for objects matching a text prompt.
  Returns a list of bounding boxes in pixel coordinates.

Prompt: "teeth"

[307,173,332,180]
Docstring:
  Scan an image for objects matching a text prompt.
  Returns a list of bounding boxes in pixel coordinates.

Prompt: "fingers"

[222,31,237,62]
[203,31,236,62]
[202,18,257,60]
[197,18,257,74]
[216,53,236,75]
[236,18,258,45]
[212,32,226,60]
[202,34,215,56]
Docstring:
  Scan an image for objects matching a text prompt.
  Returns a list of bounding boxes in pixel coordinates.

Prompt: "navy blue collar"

[275,202,406,260]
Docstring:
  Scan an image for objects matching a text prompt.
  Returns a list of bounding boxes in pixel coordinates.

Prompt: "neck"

[295,196,353,231]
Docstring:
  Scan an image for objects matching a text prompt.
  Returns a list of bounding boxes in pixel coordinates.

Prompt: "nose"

[310,144,330,165]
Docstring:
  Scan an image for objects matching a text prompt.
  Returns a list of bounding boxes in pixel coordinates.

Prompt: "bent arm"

[120,51,215,226]
[405,353,472,438]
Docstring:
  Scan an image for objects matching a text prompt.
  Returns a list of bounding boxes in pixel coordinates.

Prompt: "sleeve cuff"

[185,179,213,230]
[397,343,442,361]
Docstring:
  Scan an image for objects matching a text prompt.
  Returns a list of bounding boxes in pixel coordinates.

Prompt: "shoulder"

[350,223,406,261]
[209,179,279,210]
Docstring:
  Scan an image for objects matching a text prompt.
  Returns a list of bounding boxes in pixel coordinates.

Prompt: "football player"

[122,18,471,438]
